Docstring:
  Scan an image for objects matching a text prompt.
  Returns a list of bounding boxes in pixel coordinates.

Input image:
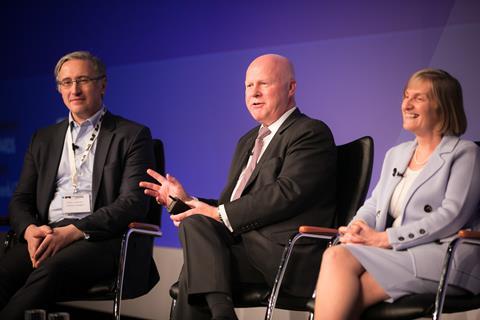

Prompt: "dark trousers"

[0,226,120,320]
[173,215,267,320]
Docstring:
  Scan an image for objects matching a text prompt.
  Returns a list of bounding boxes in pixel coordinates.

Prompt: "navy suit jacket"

[9,111,155,241]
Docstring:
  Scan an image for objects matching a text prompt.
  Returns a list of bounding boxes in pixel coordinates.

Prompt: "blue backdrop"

[1,0,479,248]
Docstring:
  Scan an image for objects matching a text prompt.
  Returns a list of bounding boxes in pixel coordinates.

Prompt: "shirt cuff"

[218,204,233,232]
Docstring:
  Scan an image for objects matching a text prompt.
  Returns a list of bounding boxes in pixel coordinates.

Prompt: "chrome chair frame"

[432,231,480,320]
[267,228,480,320]
[113,223,162,320]
[265,227,338,320]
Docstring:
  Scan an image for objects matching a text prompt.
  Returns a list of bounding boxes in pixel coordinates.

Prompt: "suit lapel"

[92,112,115,208]
[234,133,257,180]
[40,120,69,218]
[222,130,257,199]
[398,136,458,218]
[244,109,301,190]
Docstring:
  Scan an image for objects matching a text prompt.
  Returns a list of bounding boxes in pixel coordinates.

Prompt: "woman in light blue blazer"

[314,69,480,320]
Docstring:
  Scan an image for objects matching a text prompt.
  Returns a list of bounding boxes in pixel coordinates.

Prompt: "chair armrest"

[128,222,160,232]
[299,226,338,236]
[458,230,480,239]
[433,228,480,318]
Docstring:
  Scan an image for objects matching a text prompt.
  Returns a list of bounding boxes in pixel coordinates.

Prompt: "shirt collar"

[69,106,106,128]
[261,106,297,135]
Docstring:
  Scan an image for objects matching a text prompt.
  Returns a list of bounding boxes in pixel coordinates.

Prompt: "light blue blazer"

[352,135,480,293]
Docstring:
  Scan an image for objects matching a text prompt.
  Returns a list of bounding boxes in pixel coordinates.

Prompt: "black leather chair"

[1,138,165,320]
[169,136,374,320]
[278,140,480,320]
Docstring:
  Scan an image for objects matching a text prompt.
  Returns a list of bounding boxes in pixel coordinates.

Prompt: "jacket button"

[419,229,426,234]
[408,233,414,238]
[424,205,432,213]
[398,236,405,241]
[376,210,381,216]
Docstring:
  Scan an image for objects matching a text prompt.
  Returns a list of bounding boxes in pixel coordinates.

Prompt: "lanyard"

[65,109,106,193]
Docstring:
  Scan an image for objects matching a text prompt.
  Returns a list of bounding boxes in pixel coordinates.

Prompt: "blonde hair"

[406,68,466,136]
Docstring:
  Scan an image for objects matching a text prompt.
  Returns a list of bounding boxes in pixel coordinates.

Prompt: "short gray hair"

[54,51,106,80]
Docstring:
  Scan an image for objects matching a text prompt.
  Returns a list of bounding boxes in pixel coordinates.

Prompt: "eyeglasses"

[56,75,105,89]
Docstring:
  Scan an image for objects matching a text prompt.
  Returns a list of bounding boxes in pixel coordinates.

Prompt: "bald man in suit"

[141,54,336,320]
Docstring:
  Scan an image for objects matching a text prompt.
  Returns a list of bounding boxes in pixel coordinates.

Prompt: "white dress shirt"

[48,107,105,223]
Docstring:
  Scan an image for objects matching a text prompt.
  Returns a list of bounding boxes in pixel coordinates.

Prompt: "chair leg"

[265,234,304,320]
[308,290,316,320]
[432,238,461,320]
[169,297,177,320]
[113,230,132,320]
[265,233,333,320]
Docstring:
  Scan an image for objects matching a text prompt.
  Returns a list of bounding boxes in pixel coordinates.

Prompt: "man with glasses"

[0,51,154,319]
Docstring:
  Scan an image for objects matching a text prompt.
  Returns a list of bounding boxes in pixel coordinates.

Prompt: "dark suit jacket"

[9,111,155,241]
[215,109,337,297]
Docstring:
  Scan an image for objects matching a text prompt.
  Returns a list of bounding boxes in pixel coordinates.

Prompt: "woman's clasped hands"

[339,220,391,248]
